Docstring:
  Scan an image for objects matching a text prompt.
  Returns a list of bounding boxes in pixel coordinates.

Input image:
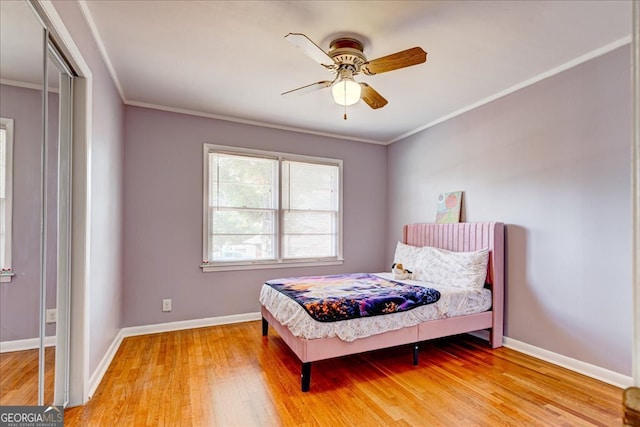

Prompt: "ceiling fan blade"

[362,47,427,75]
[285,33,334,66]
[282,80,333,96]
[359,83,388,109]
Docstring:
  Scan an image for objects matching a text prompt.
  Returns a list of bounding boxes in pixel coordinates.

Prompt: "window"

[202,144,342,271]
[0,118,14,282]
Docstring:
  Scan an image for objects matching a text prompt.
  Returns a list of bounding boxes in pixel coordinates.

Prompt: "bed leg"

[301,362,311,392]
[261,317,268,336]
[413,343,419,365]
[490,328,503,348]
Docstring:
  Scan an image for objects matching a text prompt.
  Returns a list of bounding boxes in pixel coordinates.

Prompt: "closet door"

[0,0,46,406]
[45,41,73,407]
[0,0,73,407]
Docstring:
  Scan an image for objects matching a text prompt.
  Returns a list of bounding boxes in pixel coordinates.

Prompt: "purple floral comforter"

[265,273,440,322]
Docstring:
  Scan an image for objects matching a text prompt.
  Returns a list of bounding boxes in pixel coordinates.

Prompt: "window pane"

[282,160,338,259]
[283,211,335,234]
[283,211,336,259]
[210,209,275,261]
[211,209,274,235]
[284,234,335,259]
[0,130,5,266]
[0,120,12,271]
[210,153,276,209]
[282,161,337,211]
[0,129,5,199]
[0,198,4,266]
[211,234,275,261]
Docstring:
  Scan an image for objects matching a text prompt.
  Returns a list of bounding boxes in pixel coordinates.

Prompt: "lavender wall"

[51,1,125,376]
[387,46,632,375]
[0,84,59,341]
[123,106,387,327]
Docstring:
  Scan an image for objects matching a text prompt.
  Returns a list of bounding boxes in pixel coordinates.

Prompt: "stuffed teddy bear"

[391,263,413,280]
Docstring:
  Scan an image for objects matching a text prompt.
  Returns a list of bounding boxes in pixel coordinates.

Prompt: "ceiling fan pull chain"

[343,88,348,120]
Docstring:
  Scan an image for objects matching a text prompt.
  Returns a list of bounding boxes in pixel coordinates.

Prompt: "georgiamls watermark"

[0,406,63,427]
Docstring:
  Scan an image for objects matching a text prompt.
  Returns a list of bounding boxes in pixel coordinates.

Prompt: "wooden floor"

[60,321,621,426]
[0,346,55,405]
[0,324,623,426]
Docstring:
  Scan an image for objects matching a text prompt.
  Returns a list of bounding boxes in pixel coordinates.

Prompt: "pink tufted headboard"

[403,222,505,342]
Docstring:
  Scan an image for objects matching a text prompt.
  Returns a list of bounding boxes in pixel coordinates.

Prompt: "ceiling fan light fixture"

[332,77,361,106]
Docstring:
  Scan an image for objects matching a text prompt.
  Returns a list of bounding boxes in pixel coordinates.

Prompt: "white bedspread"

[259,272,492,342]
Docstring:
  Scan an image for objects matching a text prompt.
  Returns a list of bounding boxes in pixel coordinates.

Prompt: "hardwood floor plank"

[1,321,617,426]
[0,346,55,406]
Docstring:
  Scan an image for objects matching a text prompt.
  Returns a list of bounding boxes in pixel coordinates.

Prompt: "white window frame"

[201,144,343,272]
[0,118,14,282]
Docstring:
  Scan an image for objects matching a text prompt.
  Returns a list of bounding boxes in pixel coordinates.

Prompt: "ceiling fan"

[282,33,427,118]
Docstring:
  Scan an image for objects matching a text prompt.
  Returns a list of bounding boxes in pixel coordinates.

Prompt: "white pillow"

[420,246,489,289]
[393,241,429,280]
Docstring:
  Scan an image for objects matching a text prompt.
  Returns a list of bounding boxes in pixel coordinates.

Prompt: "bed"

[260,222,505,391]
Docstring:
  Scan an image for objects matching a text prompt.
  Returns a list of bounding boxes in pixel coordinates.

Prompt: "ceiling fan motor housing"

[329,37,367,72]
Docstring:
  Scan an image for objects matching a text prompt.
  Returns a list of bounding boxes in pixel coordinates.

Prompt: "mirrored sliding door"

[0,0,73,407]
[0,0,46,406]
[45,38,74,407]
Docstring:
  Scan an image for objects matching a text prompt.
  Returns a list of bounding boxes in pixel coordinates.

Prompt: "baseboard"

[88,329,124,399]
[86,312,261,398]
[121,312,262,338]
[0,335,57,353]
[503,336,633,389]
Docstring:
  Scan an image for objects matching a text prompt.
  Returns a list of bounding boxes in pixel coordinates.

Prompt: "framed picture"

[436,191,463,224]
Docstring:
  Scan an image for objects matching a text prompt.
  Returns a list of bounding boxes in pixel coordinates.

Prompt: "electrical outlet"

[46,308,57,323]
[162,299,172,312]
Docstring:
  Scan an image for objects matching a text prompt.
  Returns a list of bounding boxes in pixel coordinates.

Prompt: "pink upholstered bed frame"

[261,222,505,391]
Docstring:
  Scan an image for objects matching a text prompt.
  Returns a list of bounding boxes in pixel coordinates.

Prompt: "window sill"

[201,259,344,272]
[1,272,15,283]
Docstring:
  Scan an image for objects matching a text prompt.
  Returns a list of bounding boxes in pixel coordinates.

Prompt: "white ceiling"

[1,1,632,144]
